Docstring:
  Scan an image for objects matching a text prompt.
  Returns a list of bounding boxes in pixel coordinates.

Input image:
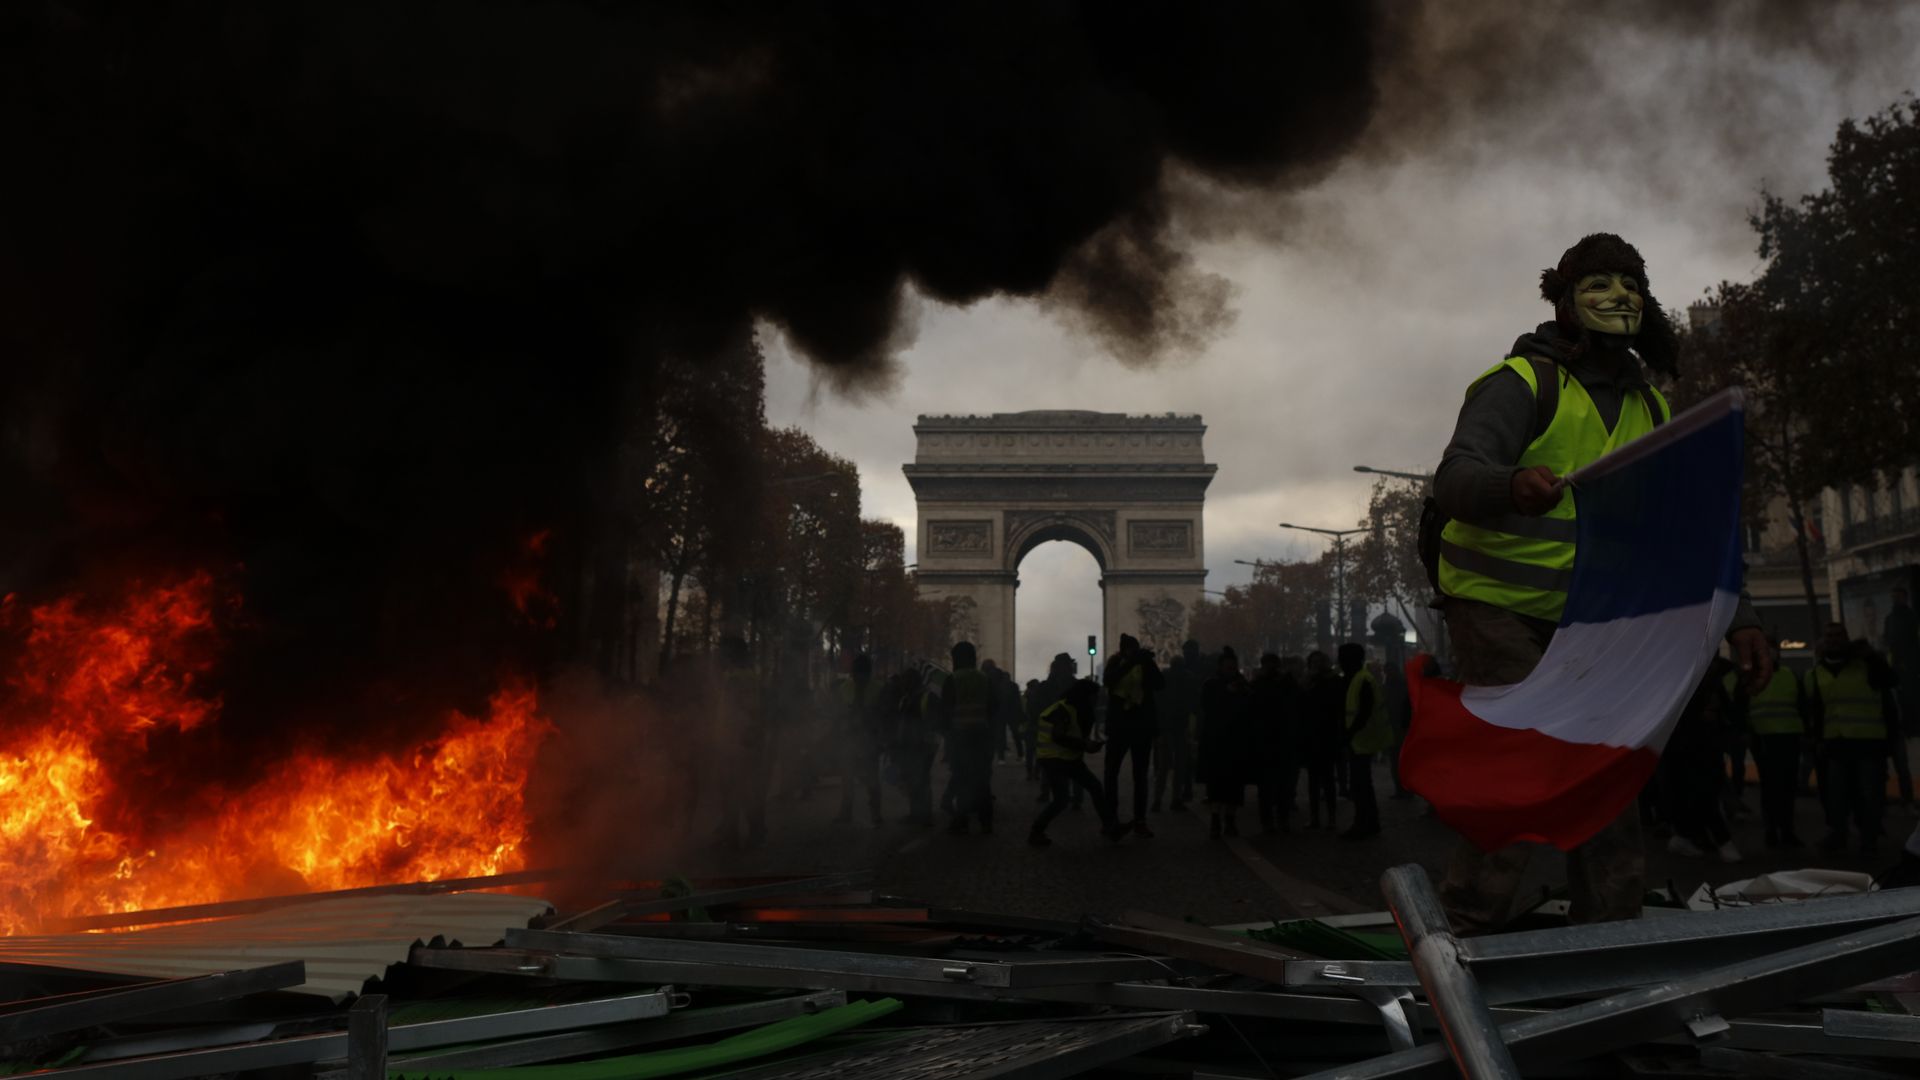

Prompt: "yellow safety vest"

[1035,699,1085,761]
[1439,357,1670,622]
[1813,662,1885,741]
[1346,668,1395,755]
[1743,667,1804,736]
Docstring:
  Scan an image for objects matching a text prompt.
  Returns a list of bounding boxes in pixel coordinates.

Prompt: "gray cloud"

[768,2,1920,679]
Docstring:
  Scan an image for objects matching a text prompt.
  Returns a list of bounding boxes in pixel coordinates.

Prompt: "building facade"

[1822,466,1920,648]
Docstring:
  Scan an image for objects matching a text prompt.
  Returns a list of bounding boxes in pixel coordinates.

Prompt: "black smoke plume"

[0,2,1380,769]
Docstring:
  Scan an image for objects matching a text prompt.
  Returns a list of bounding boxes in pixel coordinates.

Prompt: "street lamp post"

[1278,522,1368,643]
[1353,465,1434,483]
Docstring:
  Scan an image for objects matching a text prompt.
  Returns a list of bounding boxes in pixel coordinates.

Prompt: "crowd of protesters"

[1644,605,1916,866]
[674,587,1920,874]
[648,630,1410,851]
[784,632,1413,849]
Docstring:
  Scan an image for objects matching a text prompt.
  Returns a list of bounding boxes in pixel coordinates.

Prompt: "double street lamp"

[1278,521,1368,643]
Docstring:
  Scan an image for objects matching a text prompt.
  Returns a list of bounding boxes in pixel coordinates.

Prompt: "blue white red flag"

[1403,389,1746,852]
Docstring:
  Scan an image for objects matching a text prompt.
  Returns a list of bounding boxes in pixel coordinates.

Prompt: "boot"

[1209,814,1223,840]
[1027,830,1052,847]
[1224,813,1239,837]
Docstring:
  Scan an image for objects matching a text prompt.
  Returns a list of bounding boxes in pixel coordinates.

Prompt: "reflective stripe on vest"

[1346,668,1395,755]
[1035,700,1083,760]
[1814,662,1884,740]
[1438,356,1670,622]
[1746,669,1804,736]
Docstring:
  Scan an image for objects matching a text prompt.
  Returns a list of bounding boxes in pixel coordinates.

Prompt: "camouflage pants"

[1437,598,1646,934]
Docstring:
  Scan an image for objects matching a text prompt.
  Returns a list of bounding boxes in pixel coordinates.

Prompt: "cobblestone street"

[665,751,1907,924]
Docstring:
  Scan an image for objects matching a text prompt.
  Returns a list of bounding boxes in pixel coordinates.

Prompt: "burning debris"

[0,574,549,935]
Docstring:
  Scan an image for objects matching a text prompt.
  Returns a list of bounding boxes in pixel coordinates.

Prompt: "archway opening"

[1015,541,1103,683]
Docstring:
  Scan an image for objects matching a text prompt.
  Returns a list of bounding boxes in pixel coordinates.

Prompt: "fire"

[503,529,559,629]
[0,575,553,935]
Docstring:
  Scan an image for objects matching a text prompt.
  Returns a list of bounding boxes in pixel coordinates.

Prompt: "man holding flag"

[1417,233,1773,934]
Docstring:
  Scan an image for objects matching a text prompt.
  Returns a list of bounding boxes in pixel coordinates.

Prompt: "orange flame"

[0,575,553,935]
[503,529,559,629]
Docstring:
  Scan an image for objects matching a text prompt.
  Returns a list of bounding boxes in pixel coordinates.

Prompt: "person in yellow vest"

[940,641,997,835]
[1812,623,1897,853]
[1728,638,1806,849]
[1429,233,1773,933]
[833,653,887,827]
[1028,678,1125,846]
[1340,643,1393,839]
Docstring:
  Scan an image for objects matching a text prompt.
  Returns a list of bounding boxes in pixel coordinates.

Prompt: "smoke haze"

[0,3,1386,756]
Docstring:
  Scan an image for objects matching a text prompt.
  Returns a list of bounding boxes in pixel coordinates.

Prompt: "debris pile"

[6,865,1920,1078]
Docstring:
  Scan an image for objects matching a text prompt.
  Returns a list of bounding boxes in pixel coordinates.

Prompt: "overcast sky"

[764,5,1920,681]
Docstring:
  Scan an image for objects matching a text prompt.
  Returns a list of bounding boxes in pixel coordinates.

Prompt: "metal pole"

[1304,908,1920,1079]
[1335,535,1349,642]
[1381,865,1520,1080]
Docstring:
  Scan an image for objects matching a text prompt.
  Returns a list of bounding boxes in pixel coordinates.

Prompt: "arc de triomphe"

[904,411,1214,675]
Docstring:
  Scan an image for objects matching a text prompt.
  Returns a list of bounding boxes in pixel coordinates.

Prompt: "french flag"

[1403,389,1746,852]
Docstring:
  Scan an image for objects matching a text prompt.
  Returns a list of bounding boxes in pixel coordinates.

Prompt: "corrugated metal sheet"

[0,892,553,1001]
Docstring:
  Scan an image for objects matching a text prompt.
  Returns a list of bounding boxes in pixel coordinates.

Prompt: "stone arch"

[1006,513,1114,573]
[904,411,1214,679]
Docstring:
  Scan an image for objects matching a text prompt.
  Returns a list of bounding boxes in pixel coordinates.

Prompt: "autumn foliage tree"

[646,331,768,667]
[1673,285,1828,635]
[1671,96,1920,634]
[846,520,955,669]
[1348,477,1432,645]
[1742,97,1920,485]
[1188,554,1335,660]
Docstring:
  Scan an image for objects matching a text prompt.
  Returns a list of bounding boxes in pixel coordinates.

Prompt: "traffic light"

[1087,634,1098,657]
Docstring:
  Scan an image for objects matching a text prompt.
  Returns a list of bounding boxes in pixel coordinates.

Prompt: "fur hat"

[1538,233,1678,376]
